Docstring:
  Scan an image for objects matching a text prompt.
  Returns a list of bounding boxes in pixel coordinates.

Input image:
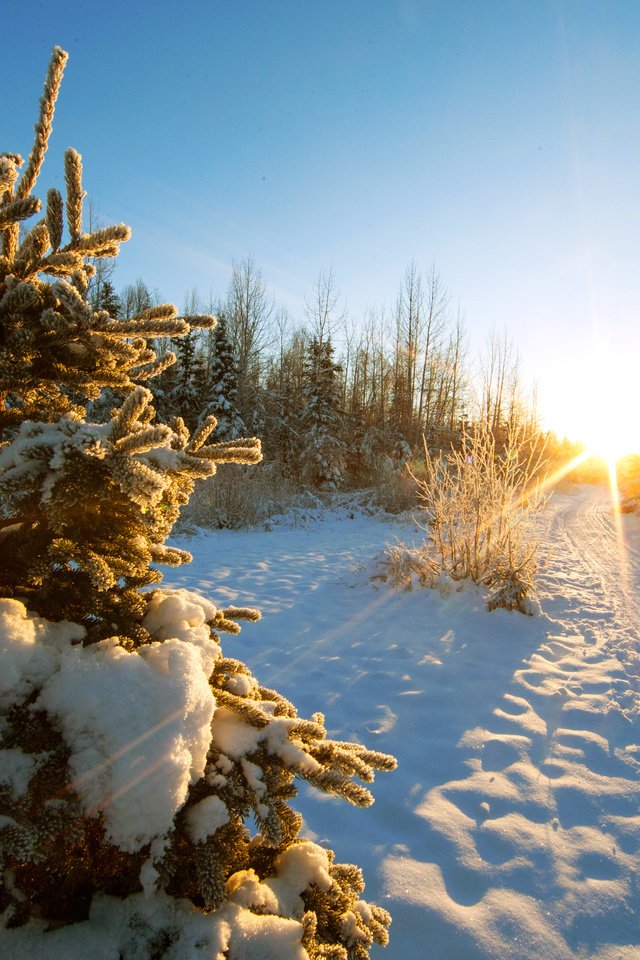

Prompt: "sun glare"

[540,349,640,596]
[580,413,637,468]
[552,348,640,470]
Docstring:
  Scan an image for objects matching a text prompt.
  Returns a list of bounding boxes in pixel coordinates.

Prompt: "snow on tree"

[300,337,346,490]
[0,47,395,959]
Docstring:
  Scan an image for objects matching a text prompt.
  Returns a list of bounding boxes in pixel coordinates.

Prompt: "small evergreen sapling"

[0,48,395,958]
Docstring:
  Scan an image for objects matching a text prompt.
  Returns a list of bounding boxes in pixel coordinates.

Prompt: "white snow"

[2,484,640,958]
[210,706,262,759]
[264,840,333,918]
[142,588,221,674]
[0,588,226,853]
[0,598,84,709]
[0,748,41,797]
[226,840,332,922]
[0,889,306,960]
[184,795,229,843]
[164,486,640,959]
[36,633,216,852]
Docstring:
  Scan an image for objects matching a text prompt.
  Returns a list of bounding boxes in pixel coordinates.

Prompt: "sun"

[579,411,638,468]
[549,346,640,471]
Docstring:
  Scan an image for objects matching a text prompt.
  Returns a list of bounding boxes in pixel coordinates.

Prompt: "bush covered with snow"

[382,423,546,613]
[0,47,395,958]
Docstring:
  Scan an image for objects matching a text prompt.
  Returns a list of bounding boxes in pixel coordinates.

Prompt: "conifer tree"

[0,47,394,958]
[202,311,246,441]
[300,337,346,490]
[90,277,122,317]
[166,330,203,431]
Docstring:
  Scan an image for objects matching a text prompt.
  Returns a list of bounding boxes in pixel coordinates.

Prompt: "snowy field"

[166,484,640,960]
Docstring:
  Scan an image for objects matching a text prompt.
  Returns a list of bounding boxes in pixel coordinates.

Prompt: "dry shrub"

[183,462,295,529]
[381,542,440,589]
[372,460,420,514]
[386,423,547,613]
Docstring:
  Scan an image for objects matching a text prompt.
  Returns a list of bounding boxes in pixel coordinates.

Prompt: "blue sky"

[8,1,640,437]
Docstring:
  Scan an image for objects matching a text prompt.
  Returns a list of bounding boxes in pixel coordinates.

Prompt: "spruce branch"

[0,154,21,198]
[64,148,84,242]
[49,538,117,590]
[16,46,68,201]
[1,221,18,262]
[131,303,179,323]
[0,196,41,230]
[13,222,51,276]
[108,385,154,440]
[149,544,192,567]
[52,278,92,321]
[110,455,168,507]
[179,312,217,330]
[214,690,273,727]
[45,188,64,251]
[198,437,263,465]
[211,617,242,635]
[70,266,92,293]
[94,317,187,337]
[219,605,261,623]
[113,423,173,456]
[72,223,130,252]
[0,282,42,315]
[187,415,218,453]
[42,250,83,275]
[130,351,176,382]
[168,416,190,450]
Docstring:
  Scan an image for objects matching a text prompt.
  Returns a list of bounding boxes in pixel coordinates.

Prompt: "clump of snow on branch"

[1,592,220,852]
[0,598,84,710]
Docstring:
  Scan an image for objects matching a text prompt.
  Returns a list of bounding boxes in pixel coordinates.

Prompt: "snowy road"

[539,487,640,736]
[169,485,640,960]
[541,485,640,666]
[382,486,640,960]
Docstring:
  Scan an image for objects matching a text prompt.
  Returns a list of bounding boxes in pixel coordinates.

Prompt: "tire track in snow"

[543,488,640,617]
[540,486,640,711]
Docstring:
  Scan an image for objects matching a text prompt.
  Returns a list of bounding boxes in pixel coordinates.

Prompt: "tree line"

[90,255,537,490]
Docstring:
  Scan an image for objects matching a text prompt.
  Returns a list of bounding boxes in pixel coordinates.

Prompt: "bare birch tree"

[225,255,274,421]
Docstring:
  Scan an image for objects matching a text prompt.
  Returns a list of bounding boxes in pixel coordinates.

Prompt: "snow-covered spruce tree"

[300,337,346,490]
[0,48,395,958]
[165,330,204,431]
[201,312,246,442]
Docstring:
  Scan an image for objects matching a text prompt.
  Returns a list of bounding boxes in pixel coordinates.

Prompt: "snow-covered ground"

[166,484,640,960]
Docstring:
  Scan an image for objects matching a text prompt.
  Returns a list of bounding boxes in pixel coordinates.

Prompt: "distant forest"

[90,255,544,491]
